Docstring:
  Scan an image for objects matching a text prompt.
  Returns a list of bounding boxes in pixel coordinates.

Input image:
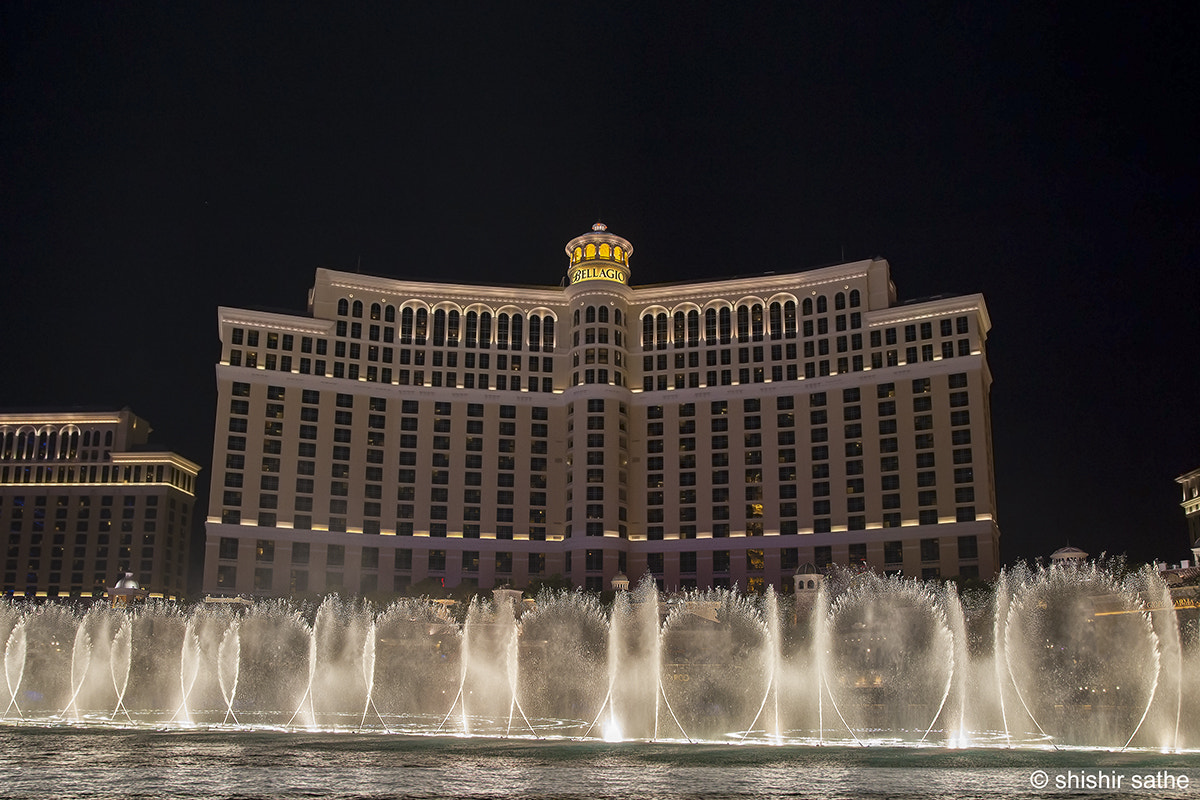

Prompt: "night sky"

[2,3,1197,580]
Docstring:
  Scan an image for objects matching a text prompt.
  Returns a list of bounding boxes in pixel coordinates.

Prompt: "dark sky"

[2,3,1197,571]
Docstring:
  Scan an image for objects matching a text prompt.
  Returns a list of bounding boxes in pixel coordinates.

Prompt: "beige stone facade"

[203,224,999,597]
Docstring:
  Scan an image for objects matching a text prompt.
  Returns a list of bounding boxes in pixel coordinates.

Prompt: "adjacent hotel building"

[0,408,200,599]
[203,224,998,597]
[1177,467,1200,554]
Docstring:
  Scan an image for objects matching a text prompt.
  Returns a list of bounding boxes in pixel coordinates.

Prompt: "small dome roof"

[113,573,140,590]
[1051,546,1088,558]
[795,562,819,575]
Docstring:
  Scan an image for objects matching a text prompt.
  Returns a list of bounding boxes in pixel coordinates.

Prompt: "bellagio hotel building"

[203,224,998,597]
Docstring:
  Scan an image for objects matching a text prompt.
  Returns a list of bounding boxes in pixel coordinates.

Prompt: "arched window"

[737,306,750,342]
[687,310,700,346]
[705,308,717,343]
[642,314,654,349]
[479,312,492,347]
[614,309,622,326]
[529,315,541,352]
[337,298,349,316]
[497,313,510,349]
[849,289,861,308]
[769,303,783,340]
[614,245,623,263]
[22,428,35,459]
[673,311,686,347]
[719,307,732,344]
[511,314,523,350]
[784,301,797,337]
[465,311,478,347]
[370,303,382,320]
[400,308,414,344]
[656,313,668,350]
[573,309,580,326]
[385,305,396,323]
[447,310,460,345]
[585,243,596,259]
[432,309,446,346]
[352,300,363,318]
[586,306,596,324]
[543,317,555,349]
[414,308,428,344]
[60,427,78,459]
[802,298,813,316]
[598,306,609,323]
[816,296,827,314]
[599,243,611,259]
[835,292,846,311]
[751,304,764,341]
[573,246,583,263]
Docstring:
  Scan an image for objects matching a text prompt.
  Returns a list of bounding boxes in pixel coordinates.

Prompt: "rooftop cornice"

[1177,467,1200,484]
[867,293,991,332]
[317,268,566,306]
[629,259,878,303]
[0,411,127,426]
[110,451,203,474]
[218,307,333,334]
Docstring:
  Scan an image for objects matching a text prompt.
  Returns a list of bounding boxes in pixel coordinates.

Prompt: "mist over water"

[1,564,1198,754]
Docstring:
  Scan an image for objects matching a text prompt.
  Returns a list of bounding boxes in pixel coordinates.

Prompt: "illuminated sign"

[570,266,628,285]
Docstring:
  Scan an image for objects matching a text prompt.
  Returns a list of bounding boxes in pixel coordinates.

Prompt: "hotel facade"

[203,224,998,597]
[0,408,200,600]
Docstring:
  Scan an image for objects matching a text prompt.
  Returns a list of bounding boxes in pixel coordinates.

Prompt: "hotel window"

[920,538,940,562]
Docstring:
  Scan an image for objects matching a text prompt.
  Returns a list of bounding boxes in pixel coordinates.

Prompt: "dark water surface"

[0,727,1197,799]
